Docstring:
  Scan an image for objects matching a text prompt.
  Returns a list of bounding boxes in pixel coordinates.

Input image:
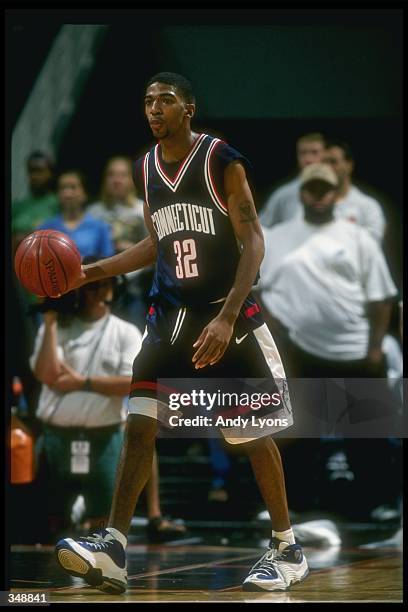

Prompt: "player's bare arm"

[70,203,158,291]
[192,161,264,368]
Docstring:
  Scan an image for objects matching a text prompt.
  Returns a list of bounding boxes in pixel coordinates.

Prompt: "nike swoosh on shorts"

[235,334,248,344]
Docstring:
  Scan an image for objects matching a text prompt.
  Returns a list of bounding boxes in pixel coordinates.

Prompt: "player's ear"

[185,103,195,119]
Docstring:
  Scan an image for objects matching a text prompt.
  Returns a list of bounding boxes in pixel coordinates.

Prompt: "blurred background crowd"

[7,10,403,547]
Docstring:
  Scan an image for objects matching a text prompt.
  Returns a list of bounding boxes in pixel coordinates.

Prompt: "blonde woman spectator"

[88,156,147,252]
[88,156,152,329]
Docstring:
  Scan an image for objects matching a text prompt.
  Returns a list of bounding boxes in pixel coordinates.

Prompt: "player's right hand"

[192,316,234,369]
[67,266,87,291]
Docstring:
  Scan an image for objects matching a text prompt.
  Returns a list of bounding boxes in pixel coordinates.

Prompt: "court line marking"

[127,552,260,582]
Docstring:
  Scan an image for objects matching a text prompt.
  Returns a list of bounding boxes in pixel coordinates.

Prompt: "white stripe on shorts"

[170,307,187,345]
[128,397,172,422]
[222,323,293,444]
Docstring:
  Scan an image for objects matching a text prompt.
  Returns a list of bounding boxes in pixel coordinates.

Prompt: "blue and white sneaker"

[55,528,127,594]
[243,537,309,591]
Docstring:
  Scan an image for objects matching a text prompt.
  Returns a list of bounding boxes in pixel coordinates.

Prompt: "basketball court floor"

[9,525,402,603]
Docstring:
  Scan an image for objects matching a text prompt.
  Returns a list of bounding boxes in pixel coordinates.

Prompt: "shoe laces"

[251,548,278,575]
[252,544,293,575]
[80,529,115,550]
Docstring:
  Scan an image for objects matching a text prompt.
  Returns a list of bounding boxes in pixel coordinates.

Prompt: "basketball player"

[55,72,309,593]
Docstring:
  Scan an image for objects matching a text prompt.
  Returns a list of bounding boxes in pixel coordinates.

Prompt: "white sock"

[272,528,295,545]
[106,527,127,548]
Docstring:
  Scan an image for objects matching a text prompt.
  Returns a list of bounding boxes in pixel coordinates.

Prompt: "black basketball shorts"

[128,297,293,443]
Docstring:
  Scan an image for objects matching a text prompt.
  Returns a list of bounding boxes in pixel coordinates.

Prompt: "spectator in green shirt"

[12,151,59,251]
[12,151,60,312]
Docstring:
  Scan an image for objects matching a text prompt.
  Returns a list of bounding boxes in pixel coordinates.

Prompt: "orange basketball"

[14,230,82,298]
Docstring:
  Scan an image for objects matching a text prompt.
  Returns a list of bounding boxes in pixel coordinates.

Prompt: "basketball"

[14,230,82,298]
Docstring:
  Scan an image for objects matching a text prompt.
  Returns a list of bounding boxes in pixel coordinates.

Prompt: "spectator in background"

[323,140,386,243]
[87,156,147,251]
[257,163,400,522]
[259,133,326,227]
[39,170,114,259]
[87,156,152,330]
[257,162,397,379]
[12,152,61,331]
[12,151,59,251]
[30,264,186,543]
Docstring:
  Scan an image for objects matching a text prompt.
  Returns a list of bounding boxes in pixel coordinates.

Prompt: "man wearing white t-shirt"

[259,133,326,228]
[258,163,397,378]
[30,270,186,542]
[258,163,399,525]
[323,140,386,243]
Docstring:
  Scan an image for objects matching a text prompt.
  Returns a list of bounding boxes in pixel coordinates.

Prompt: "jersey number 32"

[174,239,198,279]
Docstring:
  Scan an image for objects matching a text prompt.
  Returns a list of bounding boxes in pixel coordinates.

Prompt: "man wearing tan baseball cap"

[257,159,397,378]
[298,163,339,225]
[299,162,338,189]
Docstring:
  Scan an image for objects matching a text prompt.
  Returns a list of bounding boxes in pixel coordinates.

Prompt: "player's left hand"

[192,317,234,369]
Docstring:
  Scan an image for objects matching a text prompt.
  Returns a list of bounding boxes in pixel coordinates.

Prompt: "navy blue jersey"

[133,133,254,308]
